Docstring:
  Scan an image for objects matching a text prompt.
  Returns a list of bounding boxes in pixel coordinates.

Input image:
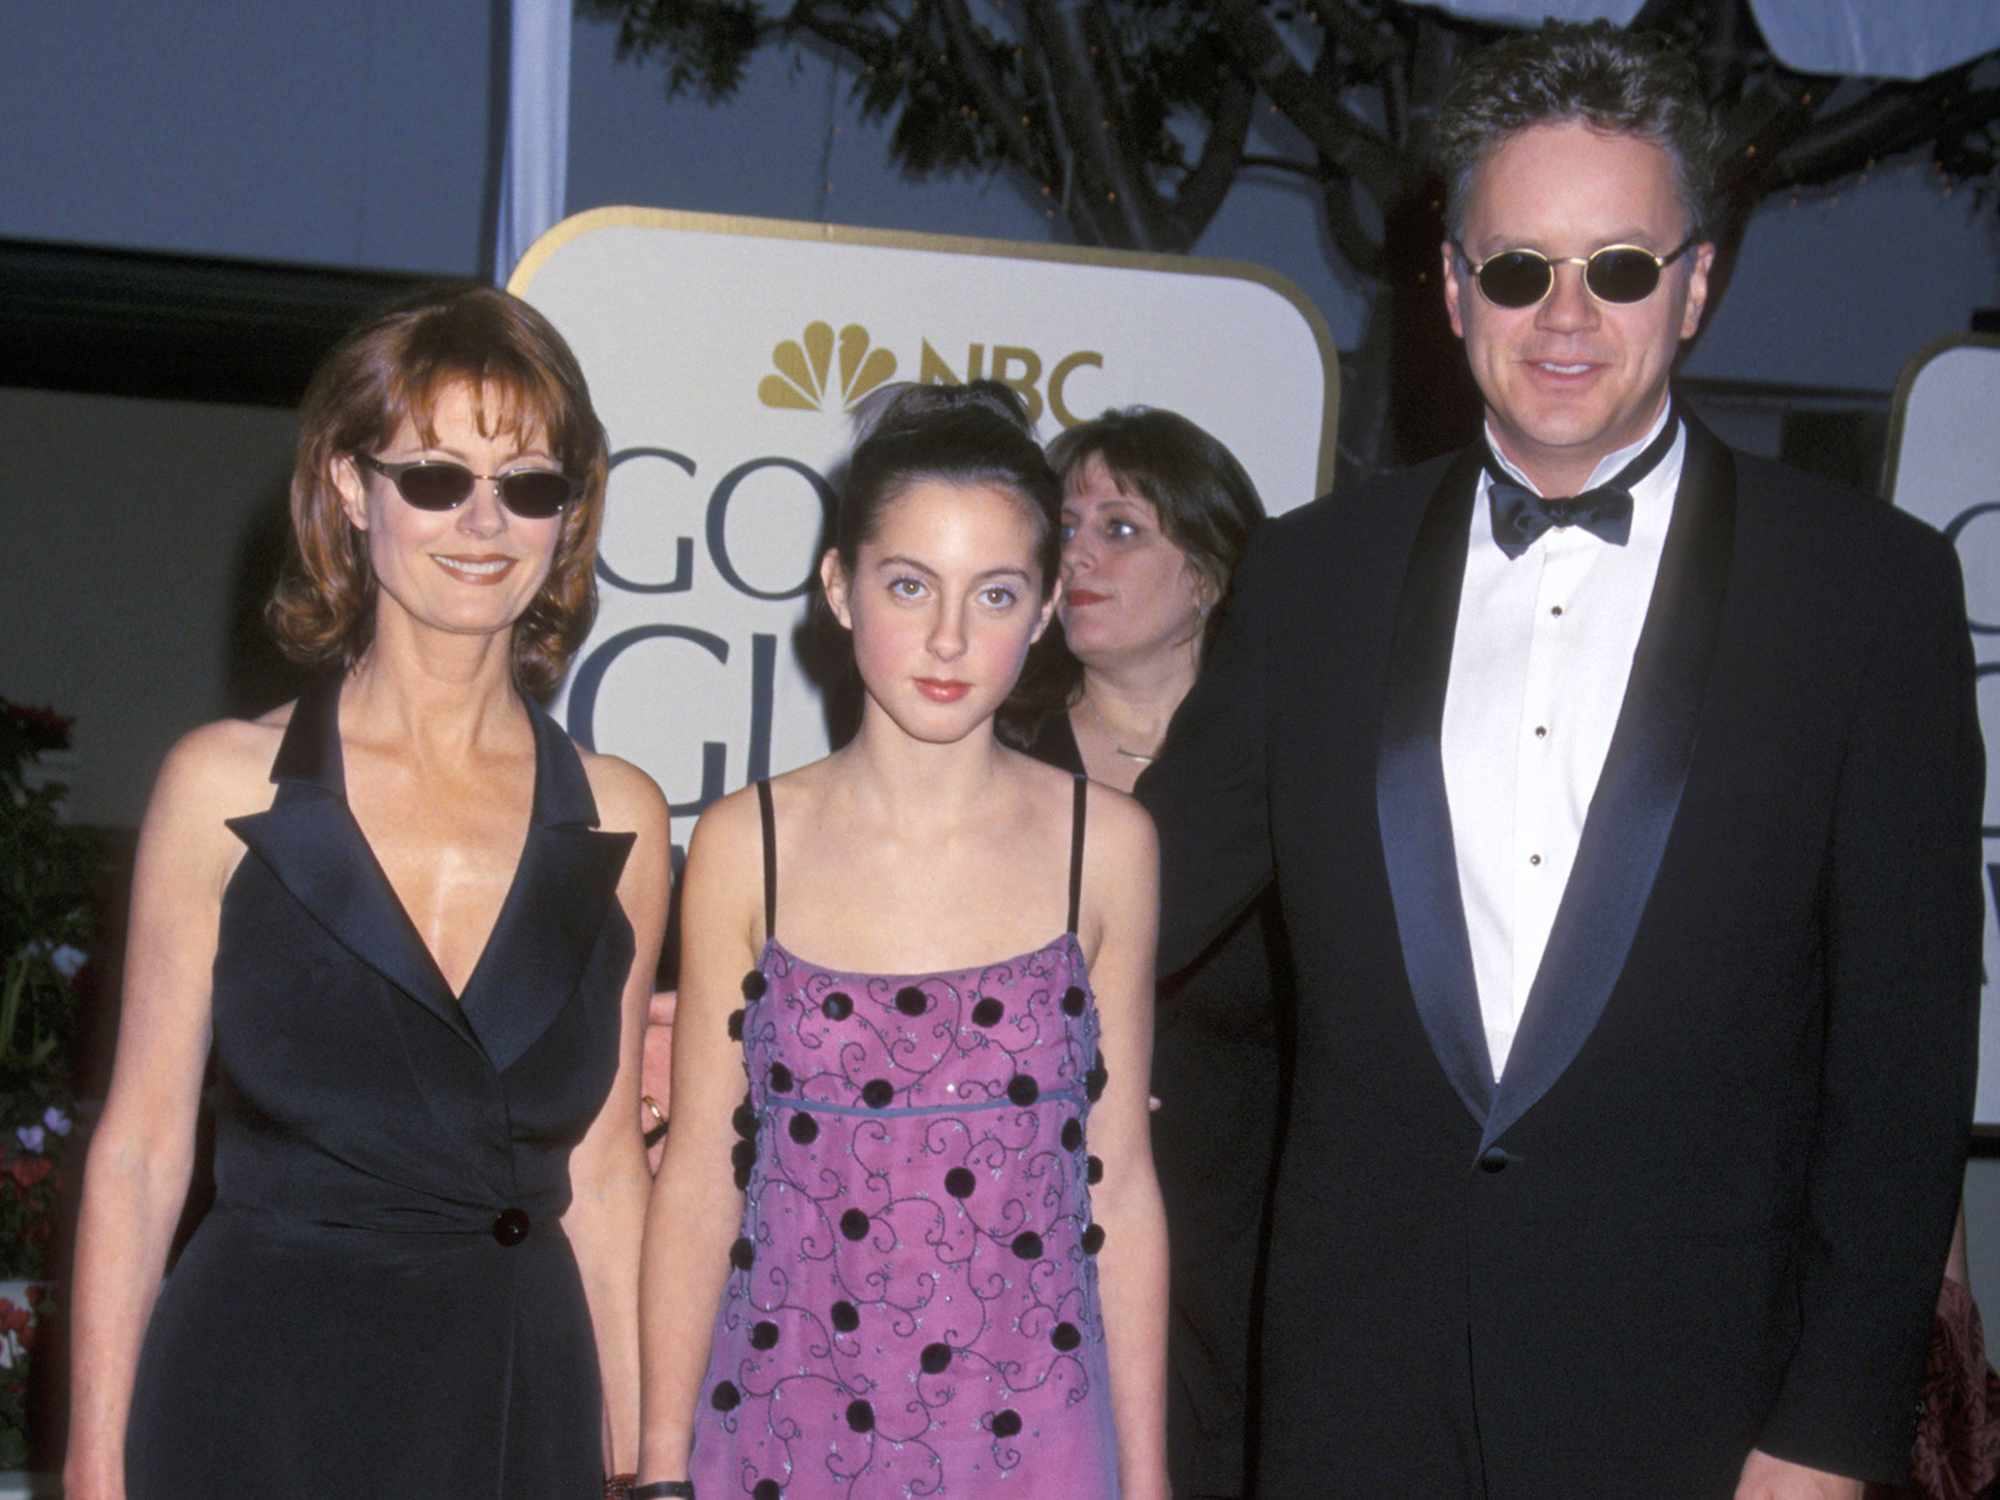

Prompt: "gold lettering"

[990,346,1044,424]
[1048,350,1104,428]
[918,340,963,386]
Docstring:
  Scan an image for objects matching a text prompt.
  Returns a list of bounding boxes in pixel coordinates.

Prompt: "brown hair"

[1002,406,1264,748]
[1433,21,1721,242]
[266,283,610,697]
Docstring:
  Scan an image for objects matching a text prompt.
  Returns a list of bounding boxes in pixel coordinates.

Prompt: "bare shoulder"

[683,780,767,879]
[1079,779,1158,873]
[151,713,287,825]
[576,746,671,838]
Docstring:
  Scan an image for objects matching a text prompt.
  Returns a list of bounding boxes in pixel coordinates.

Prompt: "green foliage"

[0,700,90,1280]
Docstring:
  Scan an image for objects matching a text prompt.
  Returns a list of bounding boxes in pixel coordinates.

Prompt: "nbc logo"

[759,323,897,413]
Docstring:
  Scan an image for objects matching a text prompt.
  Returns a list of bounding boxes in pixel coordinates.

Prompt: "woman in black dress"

[64,286,670,1499]
[1013,406,1285,1500]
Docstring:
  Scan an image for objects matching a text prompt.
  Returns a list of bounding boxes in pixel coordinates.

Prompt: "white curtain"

[1423,0,1998,80]
[493,0,571,285]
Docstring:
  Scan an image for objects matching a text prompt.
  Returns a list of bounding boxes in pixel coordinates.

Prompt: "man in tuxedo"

[1139,23,1982,1500]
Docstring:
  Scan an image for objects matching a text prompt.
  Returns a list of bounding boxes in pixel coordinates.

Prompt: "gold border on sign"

[1882,331,2000,501]
[508,204,1343,497]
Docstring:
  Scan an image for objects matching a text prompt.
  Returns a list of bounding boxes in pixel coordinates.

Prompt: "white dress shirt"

[1439,403,1685,1077]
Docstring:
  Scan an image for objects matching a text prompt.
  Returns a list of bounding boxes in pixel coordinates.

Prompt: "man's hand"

[1734,1447,1864,1500]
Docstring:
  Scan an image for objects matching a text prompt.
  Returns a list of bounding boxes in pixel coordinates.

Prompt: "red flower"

[6,1156,52,1190]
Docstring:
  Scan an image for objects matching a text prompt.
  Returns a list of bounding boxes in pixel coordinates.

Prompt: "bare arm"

[563,756,671,1477]
[63,724,265,1500]
[636,794,762,1484]
[1079,787,1170,1500]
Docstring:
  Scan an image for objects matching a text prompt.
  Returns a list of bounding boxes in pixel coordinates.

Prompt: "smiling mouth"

[1531,359,1598,377]
[914,678,971,703]
[432,555,516,583]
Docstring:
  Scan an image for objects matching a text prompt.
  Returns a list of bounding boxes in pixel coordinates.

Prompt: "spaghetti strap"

[1066,773,1087,935]
[755,778,777,940]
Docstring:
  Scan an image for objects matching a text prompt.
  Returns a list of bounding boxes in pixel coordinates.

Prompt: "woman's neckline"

[761,931,1081,984]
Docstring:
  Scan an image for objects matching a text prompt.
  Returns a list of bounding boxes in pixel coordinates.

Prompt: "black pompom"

[754,1482,780,1500]
[1084,1051,1108,1102]
[768,1062,794,1093]
[1051,1321,1081,1352]
[1081,1223,1106,1255]
[1060,1119,1083,1152]
[895,986,928,1016]
[831,1299,860,1332]
[750,1319,780,1350]
[1010,1231,1044,1261]
[920,1341,952,1374]
[1061,985,1086,1017]
[711,1380,741,1411]
[822,990,854,1021]
[1006,1074,1039,1107]
[861,1078,895,1109]
[788,1113,819,1145]
[971,996,1004,1027]
[732,1101,758,1140]
[840,1208,871,1242]
[741,969,768,1001]
[1086,1155,1103,1185]
[727,1008,746,1041]
[944,1166,976,1199]
[846,1399,875,1433]
[729,1236,755,1271]
[991,1408,1022,1438]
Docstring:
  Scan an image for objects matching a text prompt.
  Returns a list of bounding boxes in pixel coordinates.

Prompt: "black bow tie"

[1486,411,1679,561]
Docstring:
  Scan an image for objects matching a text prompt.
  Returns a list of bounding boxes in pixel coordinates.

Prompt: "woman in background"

[1018,405,1283,1500]
[65,286,668,1499]
[639,382,1169,1499]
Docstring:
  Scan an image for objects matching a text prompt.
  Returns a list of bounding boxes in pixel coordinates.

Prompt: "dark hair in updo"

[834,381,1062,596]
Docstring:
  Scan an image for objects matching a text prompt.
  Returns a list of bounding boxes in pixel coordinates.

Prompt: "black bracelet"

[630,1483,695,1499]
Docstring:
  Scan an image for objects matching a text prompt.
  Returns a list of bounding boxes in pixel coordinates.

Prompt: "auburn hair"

[266,284,610,697]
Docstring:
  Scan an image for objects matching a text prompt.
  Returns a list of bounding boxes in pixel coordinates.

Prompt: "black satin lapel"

[459,701,636,1072]
[1376,446,1495,1126]
[228,675,481,1054]
[1481,417,1737,1152]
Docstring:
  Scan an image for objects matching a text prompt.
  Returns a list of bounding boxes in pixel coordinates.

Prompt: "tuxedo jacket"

[1138,414,1982,1498]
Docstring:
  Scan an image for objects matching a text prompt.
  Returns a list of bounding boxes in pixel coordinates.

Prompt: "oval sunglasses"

[354,453,580,519]
[1454,236,1698,308]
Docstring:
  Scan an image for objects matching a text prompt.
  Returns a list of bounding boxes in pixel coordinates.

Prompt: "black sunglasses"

[1455,236,1698,309]
[354,453,579,520]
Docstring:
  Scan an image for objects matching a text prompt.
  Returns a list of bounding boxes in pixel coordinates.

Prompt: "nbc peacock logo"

[759,322,898,413]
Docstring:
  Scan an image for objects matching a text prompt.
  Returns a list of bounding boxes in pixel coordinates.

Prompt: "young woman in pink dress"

[636,383,1169,1500]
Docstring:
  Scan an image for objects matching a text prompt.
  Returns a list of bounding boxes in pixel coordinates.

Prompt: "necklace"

[1079,694,1160,764]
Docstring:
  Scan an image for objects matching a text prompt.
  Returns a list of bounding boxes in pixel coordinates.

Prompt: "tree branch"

[929,0,1051,182]
[1174,61,1256,241]
[1210,0,1401,202]
[1770,67,2000,188]
[1321,176,1388,282]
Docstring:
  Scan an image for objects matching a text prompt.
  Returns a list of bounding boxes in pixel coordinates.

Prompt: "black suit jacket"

[1138,415,1983,1498]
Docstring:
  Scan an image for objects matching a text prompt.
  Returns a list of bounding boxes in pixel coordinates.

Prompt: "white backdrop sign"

[1886,335,2000,1124]
[510,207,1338,848]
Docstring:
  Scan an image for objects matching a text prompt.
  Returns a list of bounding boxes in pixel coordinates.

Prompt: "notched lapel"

[458,701,635,1072]
[225,677,481,1054]
[1482,416,1738,1151]
[1376,447,1496,1126]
